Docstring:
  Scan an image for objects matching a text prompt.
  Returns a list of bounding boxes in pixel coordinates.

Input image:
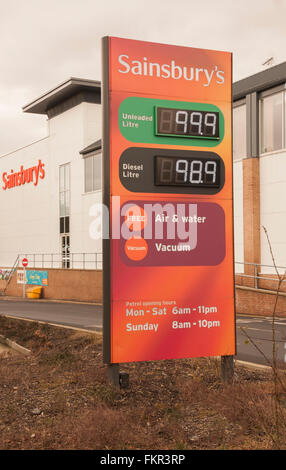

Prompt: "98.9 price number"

[155,156,220,188]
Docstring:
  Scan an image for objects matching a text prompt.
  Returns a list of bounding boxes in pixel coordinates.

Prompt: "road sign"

[22,258,28,268]
[102,37,235,365]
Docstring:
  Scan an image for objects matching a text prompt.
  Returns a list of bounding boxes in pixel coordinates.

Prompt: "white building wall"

[0,136,52,266]
[0,100,103,268]
[233,160,244,272]
[83,102,102,146]
[69,102,103,262]
[260,150,286,273]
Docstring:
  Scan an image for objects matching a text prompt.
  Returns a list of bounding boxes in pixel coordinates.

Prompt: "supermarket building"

[1,62,286,310]
[0,78,103,271]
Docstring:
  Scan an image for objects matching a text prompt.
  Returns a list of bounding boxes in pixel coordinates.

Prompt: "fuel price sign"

[102,37,236,365]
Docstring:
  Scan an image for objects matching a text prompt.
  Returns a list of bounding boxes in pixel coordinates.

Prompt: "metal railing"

[235,261,286,289]
[3,256,285,283]
[18,252,103,270]
[0,255,20,295]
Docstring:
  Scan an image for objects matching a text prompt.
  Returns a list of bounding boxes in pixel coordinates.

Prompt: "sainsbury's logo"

[2,159,45,190]
[118,54,225,87]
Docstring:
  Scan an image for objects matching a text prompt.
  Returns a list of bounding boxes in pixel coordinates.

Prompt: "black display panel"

[156,107,220,139]
[119,147,225,195]
[155,156,220,188]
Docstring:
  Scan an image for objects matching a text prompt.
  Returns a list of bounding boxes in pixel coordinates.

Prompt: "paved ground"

[0,299,102,331]
[236,315,286,367]
[1,298,286,368]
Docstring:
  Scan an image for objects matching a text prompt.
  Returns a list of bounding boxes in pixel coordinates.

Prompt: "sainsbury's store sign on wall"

[2,159,45,190]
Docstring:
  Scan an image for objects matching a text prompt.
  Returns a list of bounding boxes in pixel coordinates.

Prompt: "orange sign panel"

[102,37,235,364]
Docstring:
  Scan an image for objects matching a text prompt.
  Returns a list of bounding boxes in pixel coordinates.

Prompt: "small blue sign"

[26,270,48,286]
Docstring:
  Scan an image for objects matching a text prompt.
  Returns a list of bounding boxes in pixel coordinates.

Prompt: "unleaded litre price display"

[156,107,220,139]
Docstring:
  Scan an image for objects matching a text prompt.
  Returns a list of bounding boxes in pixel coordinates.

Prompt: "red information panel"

[102,36,236,364]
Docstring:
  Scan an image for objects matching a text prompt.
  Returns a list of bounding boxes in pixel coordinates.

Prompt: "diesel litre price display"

[155,156,220,187]
[156,107,220,139]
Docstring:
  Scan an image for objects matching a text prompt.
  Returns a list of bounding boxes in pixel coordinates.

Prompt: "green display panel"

[119,97,224,147]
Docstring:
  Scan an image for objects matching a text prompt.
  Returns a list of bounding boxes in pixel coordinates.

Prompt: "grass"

[0,315,286,450]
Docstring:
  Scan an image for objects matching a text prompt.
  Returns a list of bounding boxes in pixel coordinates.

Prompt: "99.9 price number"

[156,107,220,139]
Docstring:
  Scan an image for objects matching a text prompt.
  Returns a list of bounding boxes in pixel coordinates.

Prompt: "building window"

[260,91,284,154]
[61,234,70,269]
[84,152,101,193]
[59,163,70,233]
[59,163,70,268]
[233,104,247,160]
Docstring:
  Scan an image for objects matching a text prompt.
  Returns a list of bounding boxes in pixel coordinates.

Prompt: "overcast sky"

[0,0,285,156]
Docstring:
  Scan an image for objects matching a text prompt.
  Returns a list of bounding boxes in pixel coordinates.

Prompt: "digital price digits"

[155,156,220,188]
[156,107,219,139]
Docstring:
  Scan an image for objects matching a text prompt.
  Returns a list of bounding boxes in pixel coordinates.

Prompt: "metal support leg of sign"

[221,355,234,383]
[106,364,120,387]
[106,364,130,389]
